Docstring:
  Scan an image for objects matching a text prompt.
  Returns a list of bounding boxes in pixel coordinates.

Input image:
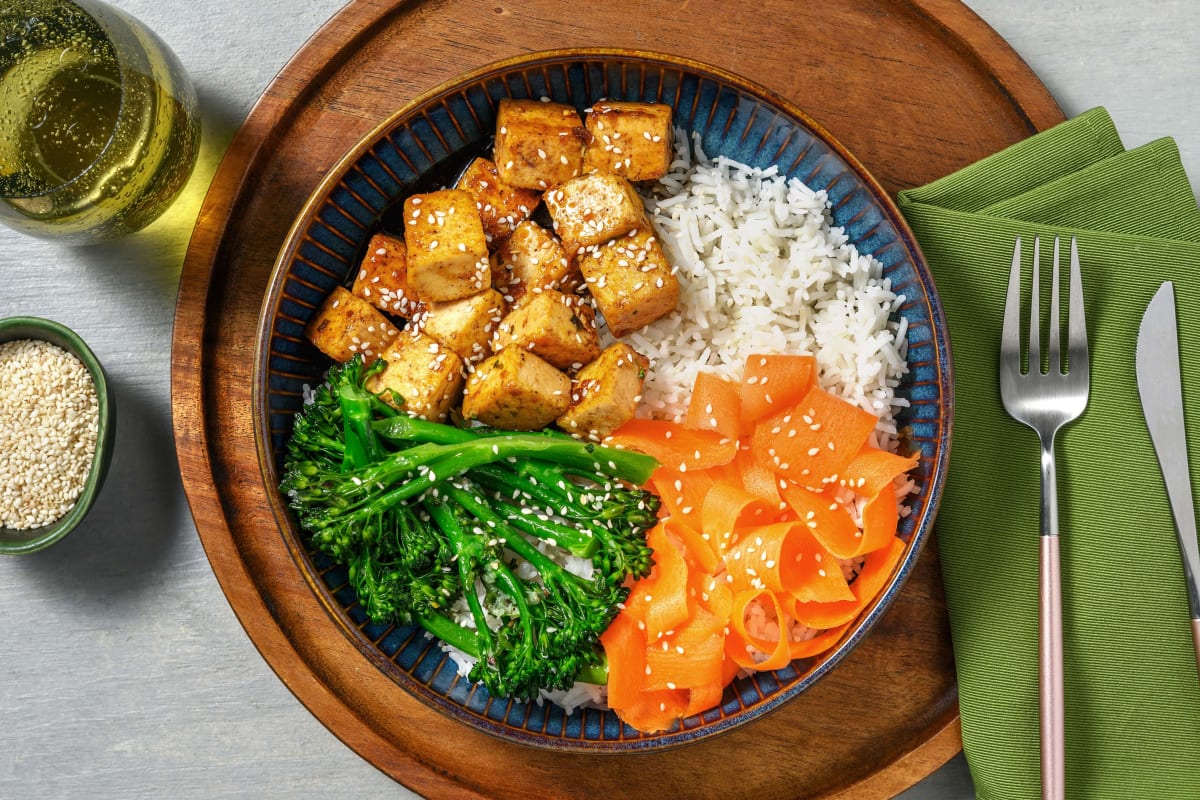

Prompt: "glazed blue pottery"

[254,49,952,751]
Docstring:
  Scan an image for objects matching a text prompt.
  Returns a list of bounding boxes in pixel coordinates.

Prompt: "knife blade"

[1135,280,1200,673]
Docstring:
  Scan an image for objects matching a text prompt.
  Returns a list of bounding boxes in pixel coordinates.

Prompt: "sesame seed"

[0,340,100,529]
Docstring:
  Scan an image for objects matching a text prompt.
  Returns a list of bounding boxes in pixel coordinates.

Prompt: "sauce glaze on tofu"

[305,99,683,439]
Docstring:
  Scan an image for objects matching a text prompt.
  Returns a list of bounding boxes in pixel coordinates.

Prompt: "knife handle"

[1040,535,1065,800]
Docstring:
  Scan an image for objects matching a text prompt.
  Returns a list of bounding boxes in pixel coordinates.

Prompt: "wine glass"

[0,0,200,243]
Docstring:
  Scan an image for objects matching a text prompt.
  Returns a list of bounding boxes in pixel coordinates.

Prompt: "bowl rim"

[250,46,953,750]
[0,315,115,554]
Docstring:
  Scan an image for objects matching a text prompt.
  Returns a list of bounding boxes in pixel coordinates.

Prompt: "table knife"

[1135,281,1200,675]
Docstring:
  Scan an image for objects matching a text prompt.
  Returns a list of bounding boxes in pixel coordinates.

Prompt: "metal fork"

[999,236,1089,800]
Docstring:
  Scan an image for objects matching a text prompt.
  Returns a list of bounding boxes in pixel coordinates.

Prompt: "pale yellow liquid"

[0,0,199,242]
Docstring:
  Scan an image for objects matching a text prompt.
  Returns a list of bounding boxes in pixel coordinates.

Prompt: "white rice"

[621,130,909,445]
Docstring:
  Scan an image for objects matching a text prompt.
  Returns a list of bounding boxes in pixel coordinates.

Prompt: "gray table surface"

[2,1,1196,797]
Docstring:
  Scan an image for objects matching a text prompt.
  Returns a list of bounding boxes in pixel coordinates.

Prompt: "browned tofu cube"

[364,331,464,421]
[462,346,571,430]
[557,343,649,440]
[490,220,577,303]
[305,285,401,364]
[577,226,680,338]
[493,99,587,191]
[412,288,505,365]
[351,232,420,317]
[544,171,646,254]
[402,189,490,302]
[491,289,601,371]
[454,157,542,246]
[583,101,673,181]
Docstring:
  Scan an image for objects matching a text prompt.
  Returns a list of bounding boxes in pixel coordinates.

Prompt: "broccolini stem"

[371,417,659,485]
[338,382,387,470]
[471,463,590,522]
[417,611,481,657]
[374,415,476,446]
[424,501,499,660]
[488,497,600,558]
[442,483,580,583]
[323,433,659,531]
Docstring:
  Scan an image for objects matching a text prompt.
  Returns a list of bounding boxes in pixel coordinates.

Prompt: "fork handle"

[1039,436,1065,800]
[1192,619,1200,681]
[1040,535,1064,799]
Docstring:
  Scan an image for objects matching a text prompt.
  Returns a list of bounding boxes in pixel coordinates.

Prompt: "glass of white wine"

[0,0,200,243]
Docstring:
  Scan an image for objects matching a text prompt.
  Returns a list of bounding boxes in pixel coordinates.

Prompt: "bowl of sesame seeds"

[0,317,115,554]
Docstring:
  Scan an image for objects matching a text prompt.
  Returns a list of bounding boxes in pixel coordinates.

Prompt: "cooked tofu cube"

[583,101,673,181]
[543,171,646,254]
[412,288,505,364]
[351,232,420,317]
[491,289,602,371]
[454,157,542,246]
[402,189,490,302]
[577,226,680,337]
[364,331,464,421]
[557,343,649,440]
[462,346,571,430]
[305,285,401,364]
[490,220,577,303]
[493,99,587,191]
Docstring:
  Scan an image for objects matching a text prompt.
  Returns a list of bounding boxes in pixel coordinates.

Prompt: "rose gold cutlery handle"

[1193,619,1200,679]
[1040,534,1065,800]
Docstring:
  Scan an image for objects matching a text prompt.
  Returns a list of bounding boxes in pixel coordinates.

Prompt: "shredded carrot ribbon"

[601,354,919,733]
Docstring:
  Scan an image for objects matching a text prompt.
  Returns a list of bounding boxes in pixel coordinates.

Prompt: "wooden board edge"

[168,0,1067,794]
[828,715,964,799]
[906,0,1066,134]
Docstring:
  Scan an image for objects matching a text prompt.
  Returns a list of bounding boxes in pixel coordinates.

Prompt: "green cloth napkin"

[897,107,1200,799]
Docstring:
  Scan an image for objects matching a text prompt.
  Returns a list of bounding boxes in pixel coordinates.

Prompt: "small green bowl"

[0,317,116,554]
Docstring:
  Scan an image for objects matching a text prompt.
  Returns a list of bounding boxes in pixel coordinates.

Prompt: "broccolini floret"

[279,355,660,699]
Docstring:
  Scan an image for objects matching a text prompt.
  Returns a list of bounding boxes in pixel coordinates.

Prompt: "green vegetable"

[279,356,660,701]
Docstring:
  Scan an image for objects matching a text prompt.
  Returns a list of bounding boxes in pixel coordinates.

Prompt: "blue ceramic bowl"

[254,49,951,752]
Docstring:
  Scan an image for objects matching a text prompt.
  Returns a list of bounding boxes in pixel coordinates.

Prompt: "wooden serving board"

[171,1,1063,796]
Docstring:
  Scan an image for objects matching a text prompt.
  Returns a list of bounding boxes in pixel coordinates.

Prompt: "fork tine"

[1002,237,1023,360]
[1047,237,1062,374]
[1029,236,1042,375]
[1068,237,1089,379]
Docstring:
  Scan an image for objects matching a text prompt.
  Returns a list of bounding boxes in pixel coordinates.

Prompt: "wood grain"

[171,0,1063,796]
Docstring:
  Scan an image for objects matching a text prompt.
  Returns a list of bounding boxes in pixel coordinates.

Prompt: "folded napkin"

[897,107,1200,799]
